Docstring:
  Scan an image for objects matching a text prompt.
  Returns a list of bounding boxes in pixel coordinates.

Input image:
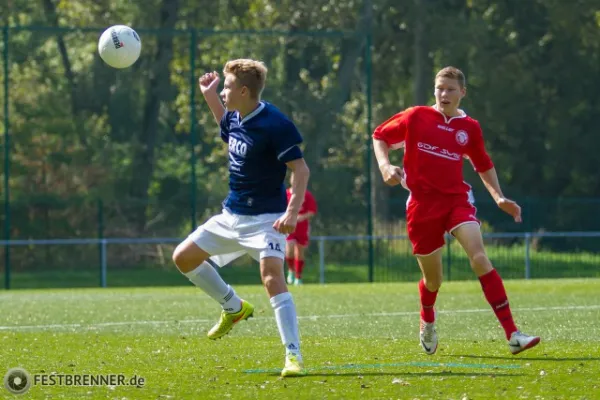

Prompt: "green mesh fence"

[2,27,600,289]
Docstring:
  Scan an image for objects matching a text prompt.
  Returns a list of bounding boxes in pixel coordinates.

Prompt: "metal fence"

[1,231,598,289]
[2,26,600,290]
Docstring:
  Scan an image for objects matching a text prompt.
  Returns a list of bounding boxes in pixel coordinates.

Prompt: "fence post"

[189,29,198,231]
[524,232,531,279]
[97,198,103,285]
[3,26,11,290]
[365,32,374,283]
[318,238,325,284]
[100,239,107,288]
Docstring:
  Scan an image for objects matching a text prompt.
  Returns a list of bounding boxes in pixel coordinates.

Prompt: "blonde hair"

[435,66,466,88]
[223,59,268,99]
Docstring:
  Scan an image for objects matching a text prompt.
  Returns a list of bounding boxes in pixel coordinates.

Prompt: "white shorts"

[189,208,286,267]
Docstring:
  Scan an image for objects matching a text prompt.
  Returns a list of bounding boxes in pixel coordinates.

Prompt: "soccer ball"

[98,25,141,69]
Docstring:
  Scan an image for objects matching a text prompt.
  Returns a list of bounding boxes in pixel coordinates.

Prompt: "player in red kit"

[285,181,317,285]
[372,66,540,355]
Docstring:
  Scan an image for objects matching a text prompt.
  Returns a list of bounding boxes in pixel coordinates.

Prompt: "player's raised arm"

[199,71,225,124]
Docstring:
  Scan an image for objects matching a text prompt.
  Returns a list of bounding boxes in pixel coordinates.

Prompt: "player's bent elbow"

[287,158,310,179]
[297,162,310,178]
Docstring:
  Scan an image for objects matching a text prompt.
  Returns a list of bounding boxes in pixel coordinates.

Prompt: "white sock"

[270,292,301,357]
[183,262,242,313]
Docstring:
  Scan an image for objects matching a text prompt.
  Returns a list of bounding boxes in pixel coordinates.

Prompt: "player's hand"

[273,212,298,235]
[379,163,405,187]
[199,72,220,94]
[497,197,522,223]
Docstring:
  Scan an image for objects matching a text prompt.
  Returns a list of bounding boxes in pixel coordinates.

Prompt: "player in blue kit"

[172,59,310,377]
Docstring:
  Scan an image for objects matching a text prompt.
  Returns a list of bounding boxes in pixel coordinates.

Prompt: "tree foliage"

[2,0,600,254]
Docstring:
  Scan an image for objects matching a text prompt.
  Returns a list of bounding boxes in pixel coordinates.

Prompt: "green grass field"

[1,279,599,399]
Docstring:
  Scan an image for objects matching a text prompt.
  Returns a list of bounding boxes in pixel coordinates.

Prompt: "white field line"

[0,304,598,332]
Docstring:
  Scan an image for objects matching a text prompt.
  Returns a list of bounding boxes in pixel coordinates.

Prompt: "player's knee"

[171,245,184,268]
[469,251,491,269]
[285,246,294,259]
[423,276,442,292]
[172,244,194,272]
[261,272,277,289]
[260,266,283,288]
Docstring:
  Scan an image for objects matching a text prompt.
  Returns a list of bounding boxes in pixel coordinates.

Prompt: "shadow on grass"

[266,371,524,378]
[444,354,600,362]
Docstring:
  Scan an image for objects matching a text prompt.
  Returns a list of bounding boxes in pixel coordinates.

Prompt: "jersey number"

[268,243,282,251]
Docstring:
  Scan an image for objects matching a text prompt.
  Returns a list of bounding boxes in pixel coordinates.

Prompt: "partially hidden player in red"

[372,66,540,355]
[285,175,317,286]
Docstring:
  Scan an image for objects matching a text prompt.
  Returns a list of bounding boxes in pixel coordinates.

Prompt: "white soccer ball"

[98,25,142,69]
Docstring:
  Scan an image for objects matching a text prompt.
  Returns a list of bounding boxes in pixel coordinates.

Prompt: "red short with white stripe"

[406,194,480,256]
[286,223,310,247]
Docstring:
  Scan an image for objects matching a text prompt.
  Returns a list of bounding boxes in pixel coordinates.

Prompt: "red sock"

[419,279,438,323]
[295,259,305,279]
[286,258,295,274]
[479,269,518,340]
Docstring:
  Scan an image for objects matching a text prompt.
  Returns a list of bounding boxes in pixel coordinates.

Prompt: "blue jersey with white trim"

[219,101,303,215]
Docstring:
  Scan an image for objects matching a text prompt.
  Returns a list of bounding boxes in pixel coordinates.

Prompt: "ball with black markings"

[98,25,142,69]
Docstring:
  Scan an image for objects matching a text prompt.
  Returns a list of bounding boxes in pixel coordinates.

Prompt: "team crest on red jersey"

[455,130,469,146]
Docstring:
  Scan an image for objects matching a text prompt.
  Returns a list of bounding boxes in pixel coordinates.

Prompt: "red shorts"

[287,223,310,247]
[406,194,479,256]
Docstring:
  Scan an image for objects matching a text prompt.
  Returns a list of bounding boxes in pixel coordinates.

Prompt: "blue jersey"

[219,101,303,215]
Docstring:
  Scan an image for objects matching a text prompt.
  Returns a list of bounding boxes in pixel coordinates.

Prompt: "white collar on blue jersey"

[237,101,266,124]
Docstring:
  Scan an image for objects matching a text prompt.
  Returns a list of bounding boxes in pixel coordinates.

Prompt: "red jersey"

[286,188,317,230]
[373,106,493,199]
